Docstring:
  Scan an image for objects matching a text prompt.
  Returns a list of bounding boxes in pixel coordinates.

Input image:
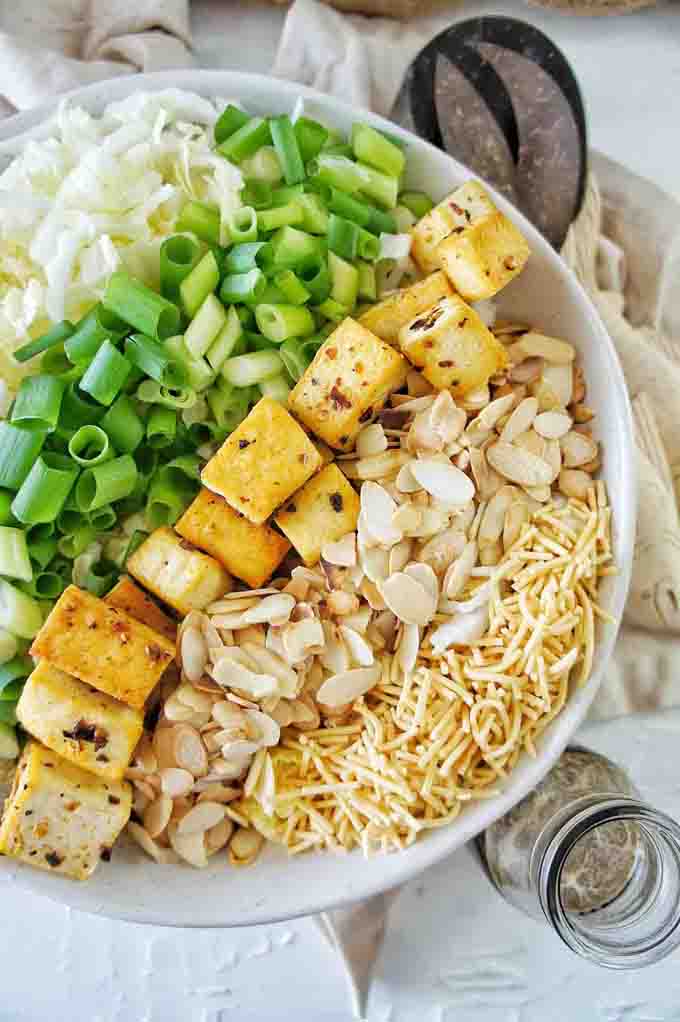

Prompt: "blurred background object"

[266,0,658,18]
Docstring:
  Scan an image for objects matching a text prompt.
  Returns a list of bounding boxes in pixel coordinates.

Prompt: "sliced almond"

[509,357,543,384]
[404,562,439,603]
[429,606,489,653]
[342,606,372,633]
[397,621,420,674]
[358,541,390,584]
[429,391,467,445]
[339,626,375,667]
[239,593,296,627]
[391,502,422,536]
[558,468,593,500]
[175,683,213,714]
[205,817,235,855]
[533,410,572,440]
[359,578,387,611]
[443,540,477,599]
[361,481,403,547]
[380,572,436,626]
[143,795,173,839]
[356,423,388,458]
[460,385,490,411]
[320,622,350,674]
[244,708,280,748]
[350,450,409,481]
[127,821,176,864]
[239,643,298,697]
[486,441,553,487]
[229,828,264,866]
[177,801,226,836]
[211,656,279,699]
[478,392,516,430]
[508,332,575,365]
[389,538,413,575]
[281,617,325,664]
[180,626,208,683]
[416,528,467,574]
[499,397,538,443]
[316,664,382,708]
[395,462,422,493]
[152,725,179,770]
[539,363,573,408]
[571,402,595,424]
[163,691,197,723]
[503,500,529,550]
[321,532,357,567]
[560,430,598,468]
[195,782,241,803]
[168,826,208,868]
[326,590,359,616]
[409,459,475,505]
[160,767,194,798]
[172,724,209,777]
[468,447,504,502]
[479,486,517,547]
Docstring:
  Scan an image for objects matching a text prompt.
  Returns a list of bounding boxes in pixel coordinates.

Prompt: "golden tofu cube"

[30,585,175,709]
[127,526,233,616]
[201,397,322,524]
[275,464,359,566]
[358,271,454,344]
[412,181,530,299]
[289,318,408,451]
[0,740,131,880]
[176,488,290,589]
[437,182,529,300]
[398,296,508,396]
[105,576,177,641]
[16,661,144,781]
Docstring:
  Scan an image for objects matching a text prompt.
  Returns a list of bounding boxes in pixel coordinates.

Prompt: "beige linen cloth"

[1,0,680,1014]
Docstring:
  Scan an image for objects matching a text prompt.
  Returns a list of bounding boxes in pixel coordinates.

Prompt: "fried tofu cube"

[30,585,175,709]
[201,397,322,524]
[176,488,290,589]
[127,526,232,616]
[0,740,131,880]
[104,576,177,641]
[274,464,359,566]
[412,181,530,299]
[289,318,408,451]
[16,662,144,782]
[358,271,454,344]
[398,295,508,396]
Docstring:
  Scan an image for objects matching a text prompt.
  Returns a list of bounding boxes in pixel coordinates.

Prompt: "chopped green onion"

[398,190,434,218]
[271,226,320,270]
[0,654,32,695]
[175,200,221,246]
[0,579,43,638]
[271,184,304,206]
[136,380,198,410]
[273,270,311,305]
[328,188,371,228]
[214,103,250,145]
[314,298,349,322]
[270,115,306,186]
[160,235,202,302]
[64,305,125,364]
[0,491,16,526]
[259,375,291,403]
[351,123,405,178]
[81,559,118,597]
[257,201,303,233]
[40,346,70,376]
[80,340,132,406]
[310,154,367,194]
[206,306,243,371]
[0,720,19,757]
[0,703,17,726]
[298,255,331,303]
[241,179,273,210]
[0,527,32,581]
[223,242,274,275]
[103,271,180,341]
[206,382,251,430]
[58,524,98,560]
[0,423,45,491]
[75,454,138,512]
[11,453,78,525]
[366,206,397,236]
[180,250,221,319]
[11,374,65,432]
[255,304,315,344]
[89,505,117,531]
[219,269,267,306]
[28,534,58,571]
[146,472,196,529]
[28,571,66,599]
[184,294,228,359]
[279,337,312,382]
[295,117,329,163]
[56,506,82,535]
[13,320,74,364]
[240,146,283,184]
[147,406,177,449]
[218,116,272,163]
[356,162,398,209]
[124,333,187,388]
[248,333,279,352]
[357,228,380,261]
[26,522,55,543]
[59,383,104,430]
[297,193,329,235]
[0,629,18,666]
[228,206,258,244]
[358,261,377,301]
[221,350,284,388]
[99,395,145,454]
[328,251,359,309]
[327,214,360,261]
[67,425,111,466]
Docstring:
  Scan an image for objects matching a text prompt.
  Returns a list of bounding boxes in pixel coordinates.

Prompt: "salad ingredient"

[16,660,144,780]
[0,740,131,880]
[104,576,177,641]
[127,526,232,616]
[274,463,360,567]
[30,585,174,708]
[358,270,453,344]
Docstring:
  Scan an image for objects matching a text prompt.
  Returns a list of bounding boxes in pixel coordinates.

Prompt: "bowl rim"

[0,70,636,927]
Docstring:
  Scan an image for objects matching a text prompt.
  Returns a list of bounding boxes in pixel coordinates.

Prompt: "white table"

[4,7,680,1019]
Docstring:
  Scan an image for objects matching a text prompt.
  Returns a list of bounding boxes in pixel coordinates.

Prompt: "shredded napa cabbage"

[0,89,244,386]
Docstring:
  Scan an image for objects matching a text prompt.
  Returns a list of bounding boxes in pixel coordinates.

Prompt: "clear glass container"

[478,746,680,968]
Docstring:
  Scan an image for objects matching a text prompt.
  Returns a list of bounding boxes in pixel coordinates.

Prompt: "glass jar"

[478,746,680,968]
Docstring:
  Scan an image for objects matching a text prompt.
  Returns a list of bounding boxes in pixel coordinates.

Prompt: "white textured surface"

[1,6,678,1018]
[2,712,680,1021]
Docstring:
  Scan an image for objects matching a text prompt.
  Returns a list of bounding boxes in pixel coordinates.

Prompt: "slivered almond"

[409,459,475,505]
[168,826,208,868]
[499,397,538,443]
[443,540,477,599]
[560,430,598,468]
[486,441,553,487]
[397,622,420,674]
[339,626,374,667]
[356,423,388,458]
[281,617,325,664]
[468,447,504,502]
[321,533,357,567]
[416,528,466,574]
[316,664,382,707]
[479,487,517,546]
[361,481,403,547]
[128,821,176,864]
[534,410,572,439]
[177,802,226,836]
[429,605,489,653]
[404,562,439,603]
[143,795,173,839]
[240,593,295,626]
[160,767,194,798]
[478,392,516,429]
[508,332,575,364]
[538,363,573,408]
[380,572,436,626]
[172,725,209,777]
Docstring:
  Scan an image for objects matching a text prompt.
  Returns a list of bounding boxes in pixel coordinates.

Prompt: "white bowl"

[0,71,635,928]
